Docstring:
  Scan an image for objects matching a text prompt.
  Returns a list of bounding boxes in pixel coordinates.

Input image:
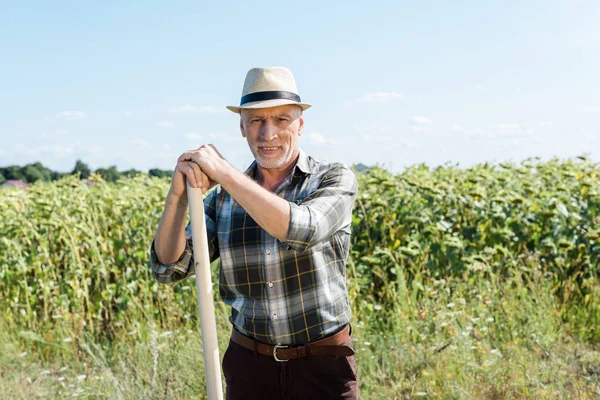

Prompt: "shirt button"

[272,313,278,320]
[266,249,271,255]
[268,282,273,288]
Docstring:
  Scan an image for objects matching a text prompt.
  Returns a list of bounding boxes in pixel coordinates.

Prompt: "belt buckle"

[273,343,289,362]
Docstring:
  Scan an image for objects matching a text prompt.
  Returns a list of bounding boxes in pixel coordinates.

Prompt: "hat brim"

[226,99,311,114]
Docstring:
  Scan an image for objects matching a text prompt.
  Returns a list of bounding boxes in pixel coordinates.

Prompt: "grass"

[2,268,598,399]
[1,164,599,398]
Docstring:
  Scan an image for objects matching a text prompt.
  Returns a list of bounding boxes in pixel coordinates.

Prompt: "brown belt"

[230,325,355,362]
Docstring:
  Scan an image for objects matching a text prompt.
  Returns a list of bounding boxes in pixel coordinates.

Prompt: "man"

[150,67,359,399]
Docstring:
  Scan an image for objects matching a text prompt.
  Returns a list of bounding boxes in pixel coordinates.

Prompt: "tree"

[22,165,45,183]
[51,171,66,181]
[149,168,172,179]
[121,168,141,178]
[22,162,52,183]
[32,162,53,181]
[0,166,27,182]
[72,160,91,179]
[95,166,120,182]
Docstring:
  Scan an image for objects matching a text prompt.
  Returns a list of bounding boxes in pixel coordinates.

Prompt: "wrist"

[166,191,188,209]
[216,162,237,189]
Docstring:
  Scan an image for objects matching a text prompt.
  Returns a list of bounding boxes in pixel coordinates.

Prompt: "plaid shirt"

[150,150,358,345]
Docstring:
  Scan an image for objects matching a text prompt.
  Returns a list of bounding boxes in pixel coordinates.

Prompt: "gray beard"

[252,141,298,169]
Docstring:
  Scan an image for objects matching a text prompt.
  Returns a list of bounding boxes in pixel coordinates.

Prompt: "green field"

[1,157,599,399]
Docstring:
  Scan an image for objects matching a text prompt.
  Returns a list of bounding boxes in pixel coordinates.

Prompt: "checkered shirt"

[150,149,358,345]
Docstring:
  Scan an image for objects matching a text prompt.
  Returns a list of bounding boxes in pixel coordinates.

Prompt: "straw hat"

[226,67,312,113]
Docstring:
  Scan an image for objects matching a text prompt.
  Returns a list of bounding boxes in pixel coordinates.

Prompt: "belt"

[230,325,355,362]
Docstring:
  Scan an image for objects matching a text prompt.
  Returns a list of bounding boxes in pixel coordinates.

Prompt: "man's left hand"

[177,144,232,190]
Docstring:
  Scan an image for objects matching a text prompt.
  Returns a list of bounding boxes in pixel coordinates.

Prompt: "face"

[240,104,304,170]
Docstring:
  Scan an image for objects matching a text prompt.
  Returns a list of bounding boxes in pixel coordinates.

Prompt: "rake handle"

[187,181,224,400]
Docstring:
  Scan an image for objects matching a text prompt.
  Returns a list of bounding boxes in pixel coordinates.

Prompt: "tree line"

[0,160,172,185]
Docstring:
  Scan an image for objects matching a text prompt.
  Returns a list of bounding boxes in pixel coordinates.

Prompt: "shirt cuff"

[284,201,313,253]
[149,238,194,284]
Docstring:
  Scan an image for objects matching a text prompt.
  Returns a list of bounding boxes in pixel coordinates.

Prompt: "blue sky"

[1,1,599,173]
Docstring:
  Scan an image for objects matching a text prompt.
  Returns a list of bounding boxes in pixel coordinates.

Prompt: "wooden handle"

[187,181,224,400]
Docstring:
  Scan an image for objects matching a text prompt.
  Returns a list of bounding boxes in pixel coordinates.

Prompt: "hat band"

[240,91,301,106]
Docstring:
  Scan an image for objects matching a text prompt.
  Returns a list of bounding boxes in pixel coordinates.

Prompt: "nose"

[259,120,278,142]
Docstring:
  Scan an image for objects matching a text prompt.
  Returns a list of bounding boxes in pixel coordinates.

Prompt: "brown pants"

[222,335,360,399]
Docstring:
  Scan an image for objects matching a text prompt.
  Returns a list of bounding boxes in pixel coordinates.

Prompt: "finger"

[177,151,194,163]
[177,161,198,188]
[188,161,211,193]
[200,171,210,194]
[187,161,204,189]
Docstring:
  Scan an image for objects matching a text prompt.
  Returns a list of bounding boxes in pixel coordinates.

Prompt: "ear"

[240,118,246,138]
[298,114,304,136]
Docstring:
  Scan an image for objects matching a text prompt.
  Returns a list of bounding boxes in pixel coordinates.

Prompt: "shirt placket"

[263,236,284,341]
[265,185,294,343]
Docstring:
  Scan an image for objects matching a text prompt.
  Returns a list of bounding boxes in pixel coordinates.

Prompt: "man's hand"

[168,144,231,200]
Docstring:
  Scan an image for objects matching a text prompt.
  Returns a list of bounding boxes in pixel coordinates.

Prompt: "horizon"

[2,153,597,179]
[1,1,599,174]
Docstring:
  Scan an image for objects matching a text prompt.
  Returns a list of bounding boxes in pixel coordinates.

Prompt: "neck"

[254,151,300,191]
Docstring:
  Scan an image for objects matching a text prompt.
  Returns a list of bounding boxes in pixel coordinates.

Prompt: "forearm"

[154,192,189,264]
[220,168,290,241]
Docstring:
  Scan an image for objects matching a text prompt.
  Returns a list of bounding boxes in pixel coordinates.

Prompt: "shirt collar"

[294,149,314,175]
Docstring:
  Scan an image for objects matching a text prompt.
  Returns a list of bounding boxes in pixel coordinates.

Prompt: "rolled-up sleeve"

[150,188,220,284]
[285,164,358,253]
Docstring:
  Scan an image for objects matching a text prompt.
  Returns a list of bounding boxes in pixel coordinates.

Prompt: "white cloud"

[168,105,225,114]
[475,85,486,90]
[131,138,152,148]
[56,111,88,120]
[490,124,535,137]
[40,129,68,138]
[308,132,327,146]
[583,105,600,113]
[410,116,432,132]
[124,110,133,117]
[184,132,203,141]
[450,124,464,132]
[303,132,341,147]
[157,121,175,128]
[10,142,103,169]
[411,116,432,126]
[161,144,172,151]
[353,92,403,103]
